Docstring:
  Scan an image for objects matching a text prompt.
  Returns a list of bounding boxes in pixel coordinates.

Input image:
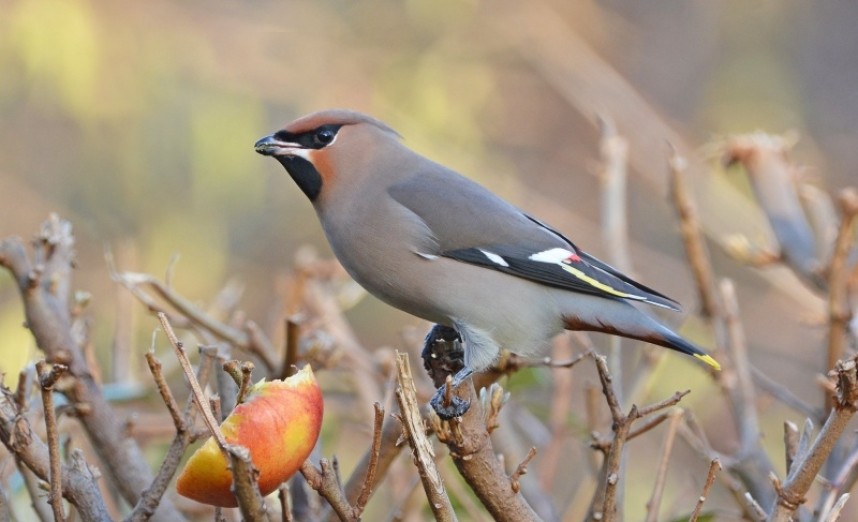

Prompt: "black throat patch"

[277,156,322,201]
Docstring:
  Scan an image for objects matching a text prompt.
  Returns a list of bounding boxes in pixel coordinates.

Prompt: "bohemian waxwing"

[255,109,720,418]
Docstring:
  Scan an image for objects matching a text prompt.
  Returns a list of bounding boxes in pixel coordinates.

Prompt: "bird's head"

[255,109,400,202]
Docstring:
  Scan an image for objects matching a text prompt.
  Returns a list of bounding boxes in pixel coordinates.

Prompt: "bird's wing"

[388,168,680,311]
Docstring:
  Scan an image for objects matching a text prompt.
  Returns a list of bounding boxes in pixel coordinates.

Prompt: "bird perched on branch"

[255,109,719,419]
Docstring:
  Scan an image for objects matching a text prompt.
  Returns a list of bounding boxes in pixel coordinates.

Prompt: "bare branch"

[229,444,271,521]
[394,352,458,522]
[300,459,356,522]
[353,402,384,517]
[35,360,67,522]
[325,411,406,522]
[753,366,821,420]
[280,316,302,379]
[768,355,858,520]
[223,360,255,405]
[127,338,210,522]
[783,421,798,474]
[720,279,762,451]
[722,133,823,288]
[0,388,110,520]
[825,188,858,411]
[509,447,538,494]
[823,493,850,522]
[279,484,293,522]
[1,216,182,520]
[689,458,722,522]
[669,145,720,318]
[817,443,858,518]
[644,409,683,522]
[145,351,185,431]
[157,312,226,448]
[746,492,769,521]
[589,352,689,522]
[598,115,631,273]
[112,269,277,370]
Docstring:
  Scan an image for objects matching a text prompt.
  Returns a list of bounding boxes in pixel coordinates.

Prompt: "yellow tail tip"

[694,353,721,371]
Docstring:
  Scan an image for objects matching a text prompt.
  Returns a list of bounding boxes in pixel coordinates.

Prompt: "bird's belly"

[352,251,563,353]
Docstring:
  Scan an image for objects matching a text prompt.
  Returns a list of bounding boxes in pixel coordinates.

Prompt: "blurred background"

[1,0,857,520]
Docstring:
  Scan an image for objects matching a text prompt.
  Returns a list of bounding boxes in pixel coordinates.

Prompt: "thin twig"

[16,459,53,522]
[720,279,762,452]
[746,492,769,521]
[145,351,185,431]
[157,312,227,448]
[279,484,293,522]
[753,366,821,420]
[113,270,277,370]
[668,145,721,318]
[223,360,255,405]
[239,361,255,404]
[537,337,577,490]
[36,360,67,522]
[281,316,301,379]
[823,493,850,522]
[0,389,110,520]
[492,351,588,377]
[210,396,222,424]
[354,402,385,517]
[817,443,858,518]
[394,352,457,522]
[768,355,858,521]
[599,116,632,273]
[710,279,777,507]
[125,434,191,522]
[589,353,688,522]
[325,413,406,522]
[15,367,33,414]
[300,460,356,522]
[229,444,271,521]
[825,188,858,411]
[510,447,538,494]
[644,409,683,522]
[626,412,671,443]
[126,339,210,522]
[689,458,722,522]
[598,117,630,413]
[634,390,690,418]
[784,421,798,474]
[722,133,822,287]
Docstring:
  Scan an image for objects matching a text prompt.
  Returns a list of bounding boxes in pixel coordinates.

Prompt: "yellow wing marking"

[559,263,639,300]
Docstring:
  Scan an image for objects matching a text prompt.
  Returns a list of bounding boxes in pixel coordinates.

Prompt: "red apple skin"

[176,365,323,507]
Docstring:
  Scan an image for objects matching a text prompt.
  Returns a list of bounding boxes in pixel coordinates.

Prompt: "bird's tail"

[562,297,720,370]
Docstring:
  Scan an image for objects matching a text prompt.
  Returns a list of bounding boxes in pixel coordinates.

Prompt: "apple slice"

[176,365,323,507]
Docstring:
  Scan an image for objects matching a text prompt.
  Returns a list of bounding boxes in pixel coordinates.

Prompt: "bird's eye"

[313,128,335,146]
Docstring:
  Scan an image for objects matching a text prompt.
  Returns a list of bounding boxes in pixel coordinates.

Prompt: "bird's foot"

[428,367,474,420]
[430,389,470,420]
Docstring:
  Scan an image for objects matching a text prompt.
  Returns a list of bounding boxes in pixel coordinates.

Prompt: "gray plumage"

[255,109,720,384]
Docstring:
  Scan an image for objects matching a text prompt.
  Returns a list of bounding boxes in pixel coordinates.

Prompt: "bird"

[255,109,720,418]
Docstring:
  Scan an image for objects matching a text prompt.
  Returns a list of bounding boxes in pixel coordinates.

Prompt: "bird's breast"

[317,195,446,322]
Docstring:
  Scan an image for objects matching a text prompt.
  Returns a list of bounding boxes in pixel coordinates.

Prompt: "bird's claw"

[430,385,471,419]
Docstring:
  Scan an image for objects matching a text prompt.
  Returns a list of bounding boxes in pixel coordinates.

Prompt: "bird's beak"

[254,135,298,157]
